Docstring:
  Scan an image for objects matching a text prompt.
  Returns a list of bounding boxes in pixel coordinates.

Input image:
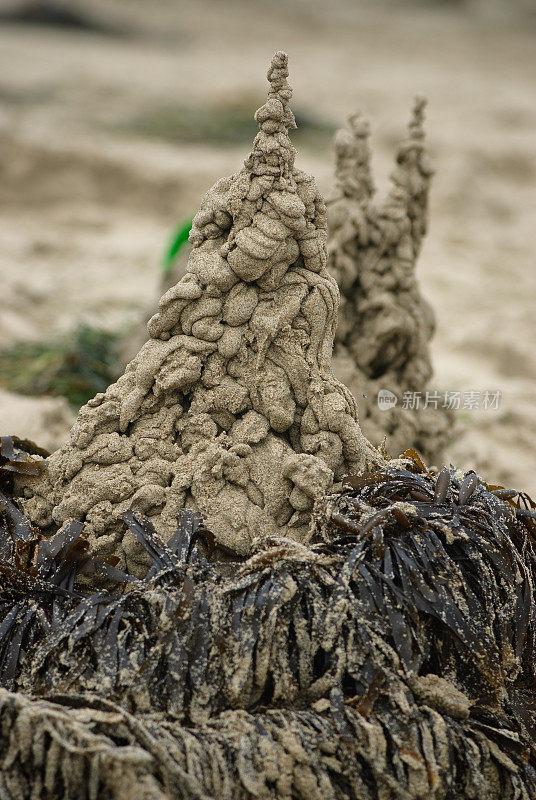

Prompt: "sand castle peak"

[409,95,426,137]
[333,110,375,202]
[386,96,434,253]
[249,50,297,178]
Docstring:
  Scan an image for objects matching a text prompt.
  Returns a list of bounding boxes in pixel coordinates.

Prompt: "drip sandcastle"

[154,99,452,463]
[17,52,378,570]
[328,102,451,463]
[2,53,536,800]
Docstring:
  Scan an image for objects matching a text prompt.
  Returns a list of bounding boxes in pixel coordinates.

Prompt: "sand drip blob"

[2,436,536,798]
[17,52,379,572]
[327,101,451,464]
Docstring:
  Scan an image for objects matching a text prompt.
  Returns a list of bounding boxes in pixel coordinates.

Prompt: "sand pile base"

[2,436,536,799]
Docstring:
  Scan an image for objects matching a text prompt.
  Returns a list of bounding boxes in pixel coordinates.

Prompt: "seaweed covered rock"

[17,53,379,571]
[328,101,451,464]
[2,444,536,798]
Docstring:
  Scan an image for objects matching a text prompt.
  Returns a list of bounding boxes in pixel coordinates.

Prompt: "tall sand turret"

[18,53,379,571]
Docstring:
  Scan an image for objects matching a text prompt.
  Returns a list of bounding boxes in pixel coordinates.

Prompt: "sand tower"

[18,53,379,571]
[328,99,451,462]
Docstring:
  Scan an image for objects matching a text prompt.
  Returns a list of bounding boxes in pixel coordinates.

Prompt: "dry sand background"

[1,0,535,491]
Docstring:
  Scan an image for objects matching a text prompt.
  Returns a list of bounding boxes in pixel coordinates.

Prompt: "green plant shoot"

[161,218,193,275]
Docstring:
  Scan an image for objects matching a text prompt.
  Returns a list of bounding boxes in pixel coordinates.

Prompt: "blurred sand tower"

[327,100,452,463]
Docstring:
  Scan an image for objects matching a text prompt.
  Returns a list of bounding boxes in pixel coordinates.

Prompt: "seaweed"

[0,325,121,409]
[1,449,536,797]
[124,101,334,148]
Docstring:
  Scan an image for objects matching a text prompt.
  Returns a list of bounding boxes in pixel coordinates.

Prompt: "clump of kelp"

[1,437,536,799]
[0,325,121,409]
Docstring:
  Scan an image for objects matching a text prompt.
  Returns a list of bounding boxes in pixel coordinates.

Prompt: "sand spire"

[18,52,379,571]
[388,96,433,256]
[328,99,451,463]
[333,111,375,203]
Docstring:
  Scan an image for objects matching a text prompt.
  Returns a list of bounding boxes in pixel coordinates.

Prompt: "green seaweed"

[0,326,121,409]
[124,101,334,148]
